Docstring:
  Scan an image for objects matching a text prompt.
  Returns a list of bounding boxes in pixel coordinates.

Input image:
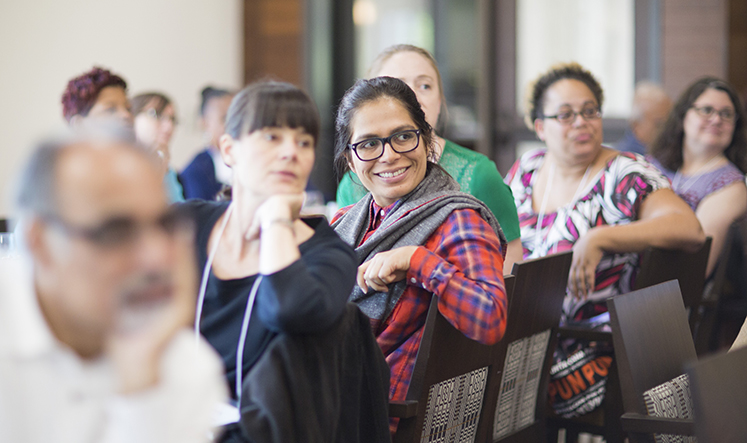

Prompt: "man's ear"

[218,134,237,167]
[25,218,53,268]
[534,118,546,142]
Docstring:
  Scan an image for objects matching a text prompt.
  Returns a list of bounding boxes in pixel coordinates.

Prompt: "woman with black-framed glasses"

[649,77,747,277]
[331,76,508,436]
[505,62,704,419]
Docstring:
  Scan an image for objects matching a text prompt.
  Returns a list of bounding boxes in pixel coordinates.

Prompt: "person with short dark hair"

[335,44,523,270]
[180,87,234,200]
[649,77,747,277]
[132,92,185,202]
[0,134,226,442]
[331,76,508,435]
[505,62,704,418]
[61,66,132,129]
[184,81,356,412]
[509,62,704,306]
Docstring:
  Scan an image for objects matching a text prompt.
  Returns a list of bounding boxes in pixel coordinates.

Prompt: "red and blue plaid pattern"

[334,201,508,404]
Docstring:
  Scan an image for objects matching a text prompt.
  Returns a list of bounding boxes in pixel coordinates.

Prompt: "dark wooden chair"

[607,280,697,443]
[484,251,573,443]
[390,276,517,443]
[634,237,712,333]
[695,225,741,354]
[688,346,747,442]
[390,252,573,443]
[548,240,711,443]
[0,219,9,233]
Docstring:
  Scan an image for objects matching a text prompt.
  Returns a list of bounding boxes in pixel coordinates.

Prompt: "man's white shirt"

[0,256,228,443]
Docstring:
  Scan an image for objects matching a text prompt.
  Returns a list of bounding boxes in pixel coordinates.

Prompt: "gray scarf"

[332,164,506,322]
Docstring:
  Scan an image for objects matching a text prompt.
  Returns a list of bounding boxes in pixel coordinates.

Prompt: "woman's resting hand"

[357,246,419,292]
[569,227,605,300]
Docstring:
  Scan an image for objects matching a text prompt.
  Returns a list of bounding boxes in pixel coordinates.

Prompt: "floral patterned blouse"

[505,149,671,321]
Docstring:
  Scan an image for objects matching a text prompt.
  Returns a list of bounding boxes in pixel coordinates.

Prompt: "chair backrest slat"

[688,346,747,442]
[486,251,573,442]
[607,280,698,416]
[633,238,711,332]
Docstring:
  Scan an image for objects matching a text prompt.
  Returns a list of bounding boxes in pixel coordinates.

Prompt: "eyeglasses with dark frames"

[544,106,602,125]
[690,105,738,123]
[349,129,421,162]
[42,206,192,249]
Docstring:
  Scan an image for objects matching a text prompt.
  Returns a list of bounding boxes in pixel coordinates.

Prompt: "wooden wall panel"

[728,0,747,94]
[244,0,303,86]
[661,0,728,98]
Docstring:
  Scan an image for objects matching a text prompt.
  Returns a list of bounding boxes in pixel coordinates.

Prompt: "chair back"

[486,251,573,442]
[688,346,747,442]
[393,283,507,443]
[607,280,697,416]
[633,238,711,332]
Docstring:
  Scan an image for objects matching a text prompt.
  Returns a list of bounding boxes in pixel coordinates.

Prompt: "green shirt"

[335,139,521,242]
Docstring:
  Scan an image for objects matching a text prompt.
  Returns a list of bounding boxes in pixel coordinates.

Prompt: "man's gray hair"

[14,126,150,218]
[631,81,671,122]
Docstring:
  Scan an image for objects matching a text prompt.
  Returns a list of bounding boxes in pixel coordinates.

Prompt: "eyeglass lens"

[352,130,420,161]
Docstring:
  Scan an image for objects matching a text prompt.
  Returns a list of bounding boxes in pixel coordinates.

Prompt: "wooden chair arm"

[620,412,695,436]
[389,400,419,418]
[557,326,612,342]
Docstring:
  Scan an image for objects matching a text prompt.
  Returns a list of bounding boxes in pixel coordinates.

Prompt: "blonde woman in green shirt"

[336,44,523,270]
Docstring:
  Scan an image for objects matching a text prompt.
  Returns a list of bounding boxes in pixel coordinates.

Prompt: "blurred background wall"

[0,0,242,216]
[1,0,745,217]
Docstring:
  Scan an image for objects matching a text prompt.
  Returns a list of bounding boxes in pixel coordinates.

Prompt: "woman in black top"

[184,81,357,401]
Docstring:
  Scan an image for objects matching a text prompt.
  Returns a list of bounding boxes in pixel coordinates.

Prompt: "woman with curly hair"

[505,62,704,418]
[649,77,747,276]
[61,66,131,129]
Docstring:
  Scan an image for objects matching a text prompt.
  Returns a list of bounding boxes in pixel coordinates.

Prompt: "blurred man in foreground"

[0,135,226,442]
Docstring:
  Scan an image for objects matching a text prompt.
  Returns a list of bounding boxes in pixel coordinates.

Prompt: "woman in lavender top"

[650,77,747,276]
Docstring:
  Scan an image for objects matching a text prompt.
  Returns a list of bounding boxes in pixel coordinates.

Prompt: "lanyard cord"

[194,203,235,344]
[235,276,262,401]
[672,155,721,196]
[533,161,592,255]
[193,201,264,403]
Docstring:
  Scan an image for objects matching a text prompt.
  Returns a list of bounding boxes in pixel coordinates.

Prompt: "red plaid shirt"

[333,200,507,405]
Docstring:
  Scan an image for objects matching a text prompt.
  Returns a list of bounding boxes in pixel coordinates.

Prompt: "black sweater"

[184,200,357,398]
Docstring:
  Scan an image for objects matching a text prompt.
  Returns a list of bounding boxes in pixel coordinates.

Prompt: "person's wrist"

[261,217,295,232]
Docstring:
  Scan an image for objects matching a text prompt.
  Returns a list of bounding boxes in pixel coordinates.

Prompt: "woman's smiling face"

[347,97,428,207]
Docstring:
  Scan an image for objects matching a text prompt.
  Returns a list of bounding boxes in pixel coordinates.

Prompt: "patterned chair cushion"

[642,373,697,443]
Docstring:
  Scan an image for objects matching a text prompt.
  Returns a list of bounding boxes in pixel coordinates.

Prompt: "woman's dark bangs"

[244,90,319,141]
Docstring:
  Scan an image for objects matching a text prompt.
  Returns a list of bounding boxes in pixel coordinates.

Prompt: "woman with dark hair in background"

[336,44,523,270]
[184,81,356,410]
[180,86,235,200]
[649,77,747,277]
[61,66,132,129]
[132,92,184,202]
[331,76,507,435]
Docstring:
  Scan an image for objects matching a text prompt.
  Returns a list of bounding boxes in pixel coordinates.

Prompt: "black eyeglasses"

[691,105,738,123]
[544,107,602,124]
[349,129,421,162]
[42,206,192,249]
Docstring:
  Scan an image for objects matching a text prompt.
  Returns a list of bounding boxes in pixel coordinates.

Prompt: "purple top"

[648,157,745,211]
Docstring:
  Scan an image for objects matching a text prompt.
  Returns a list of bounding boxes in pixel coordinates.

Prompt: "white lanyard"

[534,161,592,255]
[672,155,721,196]
[194,202,262,401]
